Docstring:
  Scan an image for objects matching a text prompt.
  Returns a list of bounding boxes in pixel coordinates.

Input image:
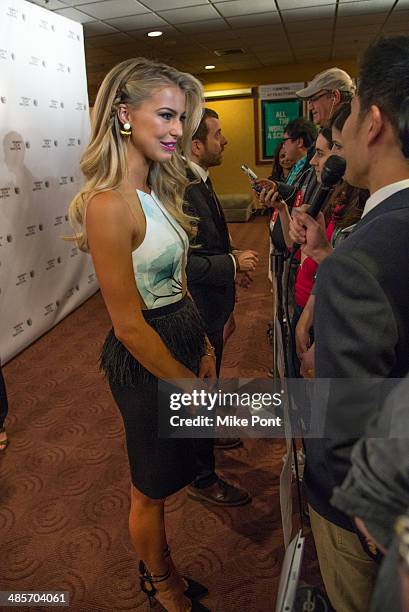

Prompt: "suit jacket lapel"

[354,187,409,233]
[189,170,231,251]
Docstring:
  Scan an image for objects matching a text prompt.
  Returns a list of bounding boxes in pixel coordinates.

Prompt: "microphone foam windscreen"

[321,155,346,187]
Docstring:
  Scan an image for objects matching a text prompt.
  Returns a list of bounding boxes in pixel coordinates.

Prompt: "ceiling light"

[147,31,163,38]
[205,65,215,70]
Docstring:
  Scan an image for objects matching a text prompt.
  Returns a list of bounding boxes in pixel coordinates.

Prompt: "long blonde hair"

[68,57,203,251]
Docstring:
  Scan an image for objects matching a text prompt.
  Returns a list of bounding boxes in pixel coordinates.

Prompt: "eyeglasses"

[307,90,332,103]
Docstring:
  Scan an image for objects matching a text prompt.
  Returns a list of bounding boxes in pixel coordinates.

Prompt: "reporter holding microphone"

[289,103,368,378]
[257,127,336,377]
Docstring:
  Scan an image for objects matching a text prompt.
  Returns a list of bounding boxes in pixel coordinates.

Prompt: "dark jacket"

[271,150,317,254]
[304,187,409,529]
[185,168,235,335]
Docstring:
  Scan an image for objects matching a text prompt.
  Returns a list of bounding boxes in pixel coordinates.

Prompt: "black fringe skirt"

[100,296,206,499]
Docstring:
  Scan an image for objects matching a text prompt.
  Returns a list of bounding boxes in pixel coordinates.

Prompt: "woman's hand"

[295,295,315,359]
[300,344,315,378]
[259,186,285,211]
[295,322,311,360]
[253,178,276,196]
[199,355,217,379]
[290,209,333,263]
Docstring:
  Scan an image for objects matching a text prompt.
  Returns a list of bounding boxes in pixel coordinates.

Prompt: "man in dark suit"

[185,108,258,506]
[292,36,409,611]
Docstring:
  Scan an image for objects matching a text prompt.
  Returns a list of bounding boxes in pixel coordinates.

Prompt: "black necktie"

[205,176,231,250]
[205,177,222,217]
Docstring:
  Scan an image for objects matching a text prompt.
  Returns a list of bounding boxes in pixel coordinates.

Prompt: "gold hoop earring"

[120,122,132,136]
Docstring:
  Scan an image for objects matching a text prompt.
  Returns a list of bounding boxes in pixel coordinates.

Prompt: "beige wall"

[204,59,357,195]
[201,58,358,91]
[206,97,266,196]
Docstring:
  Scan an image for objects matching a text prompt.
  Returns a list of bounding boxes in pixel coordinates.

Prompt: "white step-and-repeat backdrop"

[0,0,97,364]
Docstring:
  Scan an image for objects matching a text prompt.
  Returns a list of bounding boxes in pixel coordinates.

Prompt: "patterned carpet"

[1,215,321,611]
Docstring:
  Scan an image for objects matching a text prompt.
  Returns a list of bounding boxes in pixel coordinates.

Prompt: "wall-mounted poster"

[254,82,304,165]
[261,99,303,159]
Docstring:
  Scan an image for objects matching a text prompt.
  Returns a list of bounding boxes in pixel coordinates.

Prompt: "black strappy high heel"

[163,545,208,601]
[139,561,210,611]
[139,561,171,607]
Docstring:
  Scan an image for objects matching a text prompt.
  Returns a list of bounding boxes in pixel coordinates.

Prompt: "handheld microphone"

[291,155,346,256]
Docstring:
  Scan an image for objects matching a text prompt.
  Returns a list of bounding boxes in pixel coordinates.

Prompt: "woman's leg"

[129,486,190,611]
[129,485,167,573]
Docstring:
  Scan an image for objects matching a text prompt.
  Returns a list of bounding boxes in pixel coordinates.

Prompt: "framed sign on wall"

[254,83,304,165]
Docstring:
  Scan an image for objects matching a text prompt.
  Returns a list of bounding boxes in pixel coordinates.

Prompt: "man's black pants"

[191,328,224,489]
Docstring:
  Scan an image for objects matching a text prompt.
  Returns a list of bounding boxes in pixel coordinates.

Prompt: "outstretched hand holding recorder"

[240,164,274,195]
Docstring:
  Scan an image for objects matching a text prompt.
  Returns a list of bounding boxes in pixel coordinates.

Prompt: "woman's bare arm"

[86,191,198,380]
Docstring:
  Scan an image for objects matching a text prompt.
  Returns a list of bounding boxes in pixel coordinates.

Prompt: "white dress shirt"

[362,178,409,218]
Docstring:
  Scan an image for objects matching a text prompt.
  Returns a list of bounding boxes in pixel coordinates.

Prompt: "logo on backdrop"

[43,302,60,316]
[25,225,43,237]
[6,6,19,20]
[0,49,16,62]
[1,234,14,246]
[32,180,48,191]
[8,138,23,151]
[66,285,81,299]
[16,270,35,287]
[11,319,33,338]
[19,97,38,107]
[29,56,41,67]
[39,18,50,31]
[12,322,26,337]
[0,187,12,199]
[45,257,63,271]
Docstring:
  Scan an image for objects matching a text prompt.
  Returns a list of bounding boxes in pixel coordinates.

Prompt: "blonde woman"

[69,58,213,612]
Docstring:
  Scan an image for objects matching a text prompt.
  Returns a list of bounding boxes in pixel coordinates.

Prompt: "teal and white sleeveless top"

[132,189,188,309]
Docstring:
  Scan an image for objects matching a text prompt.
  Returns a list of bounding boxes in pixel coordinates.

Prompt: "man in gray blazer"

[294,36,409,611]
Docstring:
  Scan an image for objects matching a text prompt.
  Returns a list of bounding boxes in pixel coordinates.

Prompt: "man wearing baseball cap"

[297,67,355,126]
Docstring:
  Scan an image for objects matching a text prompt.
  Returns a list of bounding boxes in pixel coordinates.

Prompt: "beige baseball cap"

[296,67,355,99]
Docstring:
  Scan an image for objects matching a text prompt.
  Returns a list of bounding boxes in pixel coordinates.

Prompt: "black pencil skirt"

[100,296,206,499]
